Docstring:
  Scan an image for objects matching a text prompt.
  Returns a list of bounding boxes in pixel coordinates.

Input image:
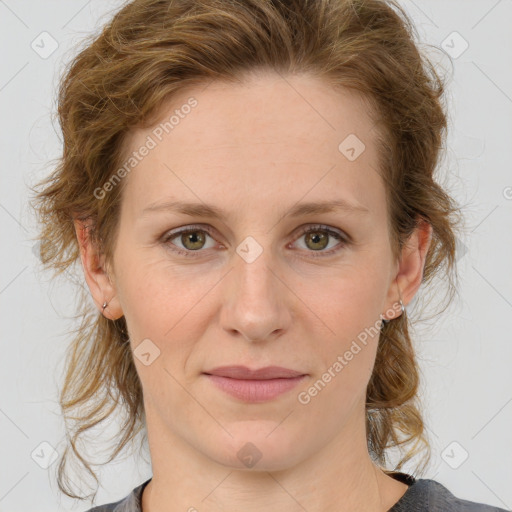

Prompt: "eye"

[161,223,349,258]
[162,225,219,256]
[291,224,348,257]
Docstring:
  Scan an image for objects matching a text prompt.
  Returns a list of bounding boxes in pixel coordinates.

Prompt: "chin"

[202,421,302,471]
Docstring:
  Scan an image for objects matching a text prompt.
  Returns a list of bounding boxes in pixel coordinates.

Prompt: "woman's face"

[98,72,422,470]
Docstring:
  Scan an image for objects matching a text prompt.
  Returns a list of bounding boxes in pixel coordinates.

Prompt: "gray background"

[1,1,511,510]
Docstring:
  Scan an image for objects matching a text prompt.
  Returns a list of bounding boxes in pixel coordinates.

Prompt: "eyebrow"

[141,199,369,220]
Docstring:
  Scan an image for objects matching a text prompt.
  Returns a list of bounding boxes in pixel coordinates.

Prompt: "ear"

[385,219,432,320]
[73,219,123,320]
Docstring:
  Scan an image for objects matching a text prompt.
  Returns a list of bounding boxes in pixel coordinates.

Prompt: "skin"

[75,71,432,511]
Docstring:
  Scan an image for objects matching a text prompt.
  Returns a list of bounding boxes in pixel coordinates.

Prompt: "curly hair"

[31,0,461,501]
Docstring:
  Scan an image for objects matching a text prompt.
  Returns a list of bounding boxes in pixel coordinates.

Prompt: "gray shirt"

[85,472,508,511]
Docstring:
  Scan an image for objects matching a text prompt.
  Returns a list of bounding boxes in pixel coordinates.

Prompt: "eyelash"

[161,224,349,258]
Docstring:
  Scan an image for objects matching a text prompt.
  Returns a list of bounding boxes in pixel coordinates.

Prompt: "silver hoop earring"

[102,301,108,310]
[381,298,405,326]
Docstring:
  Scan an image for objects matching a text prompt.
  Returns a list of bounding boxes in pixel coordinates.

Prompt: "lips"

[203,366,307,402]
[203,365,305,380]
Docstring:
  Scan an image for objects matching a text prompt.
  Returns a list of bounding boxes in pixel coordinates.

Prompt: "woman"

[32,0,506,510]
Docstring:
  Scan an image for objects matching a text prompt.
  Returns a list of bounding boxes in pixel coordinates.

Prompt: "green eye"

[293,225,347,257]
[162,224,348,258]
[162,225,217,257]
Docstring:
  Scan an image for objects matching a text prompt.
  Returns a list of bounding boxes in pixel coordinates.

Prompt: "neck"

[141,404,408,512]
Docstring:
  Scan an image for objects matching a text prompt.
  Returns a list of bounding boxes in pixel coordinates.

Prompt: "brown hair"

[32,0,461,501]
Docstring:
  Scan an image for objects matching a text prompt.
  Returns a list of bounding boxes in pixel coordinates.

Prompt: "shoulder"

[392,477,508,512]
[82,478,151,512]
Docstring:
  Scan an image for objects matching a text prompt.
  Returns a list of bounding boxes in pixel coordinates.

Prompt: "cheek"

[114,248,223,353]
[299,260,387,345]
[294,261,387,398]
[296,285,382,422]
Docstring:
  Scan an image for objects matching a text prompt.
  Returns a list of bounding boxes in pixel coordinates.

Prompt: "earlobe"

[73,219,124,320]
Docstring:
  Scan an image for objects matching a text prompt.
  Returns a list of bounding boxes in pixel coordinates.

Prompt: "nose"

[220,244,292,343]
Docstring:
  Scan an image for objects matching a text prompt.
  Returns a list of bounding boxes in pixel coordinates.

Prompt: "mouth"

[204,365,305,380]
[203,366,307,402]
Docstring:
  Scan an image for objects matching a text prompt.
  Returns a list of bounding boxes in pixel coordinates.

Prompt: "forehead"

[119,72,386,220]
